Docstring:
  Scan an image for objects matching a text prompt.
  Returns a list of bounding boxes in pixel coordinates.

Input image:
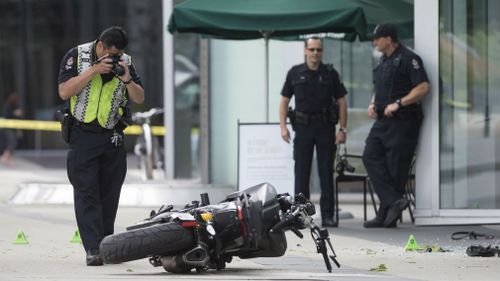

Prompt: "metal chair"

[335,148,415,224]
[365,156,416,223]
[403,157,416,223]
[334,146,378,224]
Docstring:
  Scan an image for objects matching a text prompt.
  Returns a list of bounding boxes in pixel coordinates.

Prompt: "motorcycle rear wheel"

[100,222,195,264]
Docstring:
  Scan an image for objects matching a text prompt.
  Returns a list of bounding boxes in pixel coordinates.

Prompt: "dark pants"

[2,129,17,151]
[362,114,422,217]
[67,126,126,251]
[293,122,336,220]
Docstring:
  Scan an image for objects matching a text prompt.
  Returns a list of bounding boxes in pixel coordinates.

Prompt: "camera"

[335,155,355,174]
[109,55,125,76]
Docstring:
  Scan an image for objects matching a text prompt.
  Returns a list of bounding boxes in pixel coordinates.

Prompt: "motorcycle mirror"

[291,228,303,239]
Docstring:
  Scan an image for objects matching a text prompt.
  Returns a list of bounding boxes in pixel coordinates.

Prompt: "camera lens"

[110,55,125,76]
[113,64,125,76]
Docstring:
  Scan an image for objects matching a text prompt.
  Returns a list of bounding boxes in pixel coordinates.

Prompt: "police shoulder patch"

[412,58,420,69]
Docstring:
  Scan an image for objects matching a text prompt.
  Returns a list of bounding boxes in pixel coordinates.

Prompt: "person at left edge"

[279,37,348,228]
[58,26,144,266]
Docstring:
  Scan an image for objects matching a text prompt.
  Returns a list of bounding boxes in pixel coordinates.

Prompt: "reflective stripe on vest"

[71,41,130,129]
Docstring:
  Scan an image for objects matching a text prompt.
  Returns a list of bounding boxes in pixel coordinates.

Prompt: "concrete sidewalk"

[1,150,234,206]
[1,151,500,281]
[2,202,500,281]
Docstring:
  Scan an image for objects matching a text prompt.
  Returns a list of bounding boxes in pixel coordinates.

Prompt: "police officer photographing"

[279,37,348,228]
[58,26,144,265]
[362,24,429,228]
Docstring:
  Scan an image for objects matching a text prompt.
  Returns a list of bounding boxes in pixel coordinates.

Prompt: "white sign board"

[238,123,294,195]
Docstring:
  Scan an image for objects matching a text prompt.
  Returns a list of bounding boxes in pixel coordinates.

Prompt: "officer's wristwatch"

[339,127,347,134]
[396,99,403,108]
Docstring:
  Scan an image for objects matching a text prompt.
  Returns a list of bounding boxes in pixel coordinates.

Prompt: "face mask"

[372,48,383,60]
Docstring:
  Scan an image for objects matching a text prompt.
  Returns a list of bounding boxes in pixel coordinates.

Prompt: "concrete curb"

[9,182,235,206]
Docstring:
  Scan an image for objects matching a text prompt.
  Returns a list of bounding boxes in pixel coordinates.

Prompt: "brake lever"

[291,227,303,239]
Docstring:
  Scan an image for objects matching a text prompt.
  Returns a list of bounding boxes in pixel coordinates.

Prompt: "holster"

[56,108,74,144]
[115,106,132,131]
[329,102,339,124]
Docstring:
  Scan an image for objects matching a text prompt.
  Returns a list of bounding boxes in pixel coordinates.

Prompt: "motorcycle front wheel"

[100,222,195,264]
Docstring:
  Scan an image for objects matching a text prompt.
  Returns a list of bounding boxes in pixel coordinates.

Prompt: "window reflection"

[440,0,500,209]
[173,31,201,179]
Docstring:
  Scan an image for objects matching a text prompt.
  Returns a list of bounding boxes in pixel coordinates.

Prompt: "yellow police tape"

[0,118,165,136]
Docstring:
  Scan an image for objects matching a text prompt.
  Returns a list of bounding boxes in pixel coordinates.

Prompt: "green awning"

[168,0,368,41]
[354,0,413,40]
[278,0,414,41]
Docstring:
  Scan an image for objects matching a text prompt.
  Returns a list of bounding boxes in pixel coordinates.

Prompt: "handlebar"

[269,211,297,233]
[132,108,164,122]
[270,196,340,273]
[271,197,315,234]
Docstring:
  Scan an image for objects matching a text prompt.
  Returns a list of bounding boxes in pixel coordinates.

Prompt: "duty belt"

[295,110,331,125]
[74,120,114,133]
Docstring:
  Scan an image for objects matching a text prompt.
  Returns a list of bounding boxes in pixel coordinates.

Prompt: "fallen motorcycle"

[99,183,340,273]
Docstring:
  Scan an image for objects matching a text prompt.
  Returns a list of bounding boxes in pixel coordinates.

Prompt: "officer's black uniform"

[58,45,142,252]
[281,62,347,222]
[362,44,428,225]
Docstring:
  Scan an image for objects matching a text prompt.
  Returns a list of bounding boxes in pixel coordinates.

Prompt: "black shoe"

[383,198,409,227]
[321,217,338,228]
[86,249,104,266]
[363,216,384,228]
[363,216,397,228]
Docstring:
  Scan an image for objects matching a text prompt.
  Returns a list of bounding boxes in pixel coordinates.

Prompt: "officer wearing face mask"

[363,24,429,228]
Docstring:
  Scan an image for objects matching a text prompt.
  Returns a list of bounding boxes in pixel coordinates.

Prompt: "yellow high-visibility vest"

[70,41,130,129]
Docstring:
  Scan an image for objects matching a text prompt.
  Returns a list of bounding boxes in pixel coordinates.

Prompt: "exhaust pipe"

[161,246,209,273]
[184,246,209,266]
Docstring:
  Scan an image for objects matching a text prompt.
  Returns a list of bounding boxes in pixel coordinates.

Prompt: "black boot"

[384,198,409,227]
[321,217,338,228]
[86,249,104,266]
[363,205,396,228]
[363,216,396,228]
[363,216,384,228]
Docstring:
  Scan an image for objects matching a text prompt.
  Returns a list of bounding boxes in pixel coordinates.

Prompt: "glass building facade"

[439,0,500,209]
[0,0,202,179]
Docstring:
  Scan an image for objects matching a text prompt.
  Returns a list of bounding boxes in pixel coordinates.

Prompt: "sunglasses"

[307,48,323,53]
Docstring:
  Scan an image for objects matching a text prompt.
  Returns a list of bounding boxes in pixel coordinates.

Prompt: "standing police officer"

[58,26,144,265]
[363,24,429,228]
[279,37,348,228]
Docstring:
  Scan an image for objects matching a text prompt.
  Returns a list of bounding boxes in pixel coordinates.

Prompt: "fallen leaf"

[369,263,387,272]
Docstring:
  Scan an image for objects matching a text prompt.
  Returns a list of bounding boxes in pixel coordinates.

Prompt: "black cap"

[370,24,398,40]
